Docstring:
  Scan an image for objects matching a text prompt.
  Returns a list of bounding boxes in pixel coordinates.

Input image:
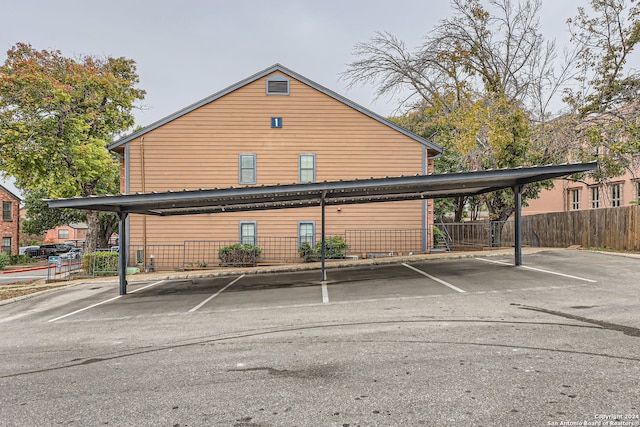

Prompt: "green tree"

[0,43,145,251]
[21,187,84,236]
[21,186,118,249]
[344,0,576,222]
[565,0,640,182]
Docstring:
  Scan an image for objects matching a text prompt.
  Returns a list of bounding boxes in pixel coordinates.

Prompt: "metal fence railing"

[129,244,185,271]
[46,221,541,277]
[46,254,85,281]
[435,220,539,249]
[345,228,432,257]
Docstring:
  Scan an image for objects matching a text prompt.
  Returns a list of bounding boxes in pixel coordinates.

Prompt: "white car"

[60,247,83,260]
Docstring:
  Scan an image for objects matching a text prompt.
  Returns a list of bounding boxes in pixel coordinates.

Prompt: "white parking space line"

[47,280,165,323]
[48,295,122,323]
[402,263,466,293]
[188,275,245,313]
[129,280,166,294]
[476,258,597,283]
[321,282,329,304]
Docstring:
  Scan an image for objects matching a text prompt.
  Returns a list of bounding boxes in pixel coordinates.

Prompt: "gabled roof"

[48,162,597,216]
[108,64,443,153]
[0,184,21,202]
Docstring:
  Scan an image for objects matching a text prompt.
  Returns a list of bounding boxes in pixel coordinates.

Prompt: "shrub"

[218,243,263,266]
[9,254,31,265]
[299,242,319,262]
[299,236,349,262]
[82,251,119,275]
[322,236,349,259]
[0,253,9,269]
[433,225,445,246]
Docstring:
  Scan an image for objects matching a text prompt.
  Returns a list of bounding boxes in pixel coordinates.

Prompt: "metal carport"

[49,162,597,295]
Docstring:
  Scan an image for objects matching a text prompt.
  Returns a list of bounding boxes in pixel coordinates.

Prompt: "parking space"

[13,250,609,324]
[2,249,639,426]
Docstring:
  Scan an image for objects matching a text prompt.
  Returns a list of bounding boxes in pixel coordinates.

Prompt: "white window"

[298,222,315,247]
[568,188,580,211]
[240,222,257,245]
[299,154,316,183]
[611,183,622,207]
[239,154,256,184]
[2,201,11,221]
[58,229,69,239]
[589,186,599,209]
[1,237,10,254]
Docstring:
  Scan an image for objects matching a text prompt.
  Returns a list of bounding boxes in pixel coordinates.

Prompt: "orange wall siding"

[128,201,424,243]
[524,173,640,215]
[123,72,433,248]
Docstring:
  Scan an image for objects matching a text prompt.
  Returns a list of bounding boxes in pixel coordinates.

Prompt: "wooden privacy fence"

[524,205,640,251]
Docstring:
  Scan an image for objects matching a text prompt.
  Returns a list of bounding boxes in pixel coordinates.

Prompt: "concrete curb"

[0,247,556,305]
[49,247,554,286]
[581,249,640,260]
[1,265,53,275]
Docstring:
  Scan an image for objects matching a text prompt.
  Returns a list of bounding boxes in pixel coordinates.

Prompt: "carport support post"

[118,212,128,295]
[321,193,327,282]
[513,185,523,267]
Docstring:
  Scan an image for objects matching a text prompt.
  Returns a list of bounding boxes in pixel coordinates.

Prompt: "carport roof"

[48,162,597,215]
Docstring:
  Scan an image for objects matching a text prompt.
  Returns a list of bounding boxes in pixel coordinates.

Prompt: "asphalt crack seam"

[513,303,640,337]
[0,318,634,379]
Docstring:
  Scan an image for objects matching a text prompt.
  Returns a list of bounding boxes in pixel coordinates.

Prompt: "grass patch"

[0,284,69,301]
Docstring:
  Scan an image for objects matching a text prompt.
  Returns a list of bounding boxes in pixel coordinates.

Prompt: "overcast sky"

[0,0,601,196]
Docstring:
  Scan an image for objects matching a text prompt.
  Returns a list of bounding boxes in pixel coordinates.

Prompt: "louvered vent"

[266,76,290,95]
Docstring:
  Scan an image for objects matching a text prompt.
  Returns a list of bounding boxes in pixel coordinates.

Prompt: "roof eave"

[108,64,442,153]
[0,184,22,202]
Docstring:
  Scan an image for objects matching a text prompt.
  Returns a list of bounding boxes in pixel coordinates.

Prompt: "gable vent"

[266,75,290,95]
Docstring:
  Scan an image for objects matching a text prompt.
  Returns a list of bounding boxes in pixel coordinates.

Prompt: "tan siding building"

[109,65,442,264]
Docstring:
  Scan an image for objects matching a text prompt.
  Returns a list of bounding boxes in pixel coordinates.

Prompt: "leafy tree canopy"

[0,43,145,250]
[565,0,640,181]
[348,0,572,221]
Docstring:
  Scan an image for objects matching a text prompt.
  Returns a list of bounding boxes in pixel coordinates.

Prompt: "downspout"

[140,137,147,249]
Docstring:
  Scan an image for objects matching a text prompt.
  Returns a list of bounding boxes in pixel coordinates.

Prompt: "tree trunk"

[84,210,100,253]
[483,189,515,248]
[454,196,466,222]
[97,213,117,249]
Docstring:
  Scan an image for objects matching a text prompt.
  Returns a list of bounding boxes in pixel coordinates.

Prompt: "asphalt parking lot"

[1,249,639,426]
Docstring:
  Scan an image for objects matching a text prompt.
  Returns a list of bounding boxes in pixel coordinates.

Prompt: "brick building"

[0,184,21,255]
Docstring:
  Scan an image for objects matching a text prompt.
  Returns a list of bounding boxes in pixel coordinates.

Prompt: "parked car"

[19,246,40,255]
[25,244,73,258]
[60,247,83,260]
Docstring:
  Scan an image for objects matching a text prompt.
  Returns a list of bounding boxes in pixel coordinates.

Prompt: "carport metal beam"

[321,191,327,282]
[514,185,523,266]
[118,212,128,295]
[48,162,597,295]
